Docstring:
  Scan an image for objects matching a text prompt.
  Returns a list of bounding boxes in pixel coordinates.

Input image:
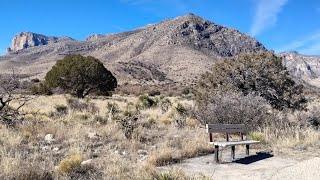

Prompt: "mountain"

[0,14,267,85]
[281,52,320,88]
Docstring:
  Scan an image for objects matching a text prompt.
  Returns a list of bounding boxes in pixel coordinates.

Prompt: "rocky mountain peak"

[86,34,105,41]
[8,32,73,52]
[167,14,266,57]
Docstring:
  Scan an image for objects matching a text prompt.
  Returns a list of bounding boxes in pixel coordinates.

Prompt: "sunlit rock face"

[8,32,73,52]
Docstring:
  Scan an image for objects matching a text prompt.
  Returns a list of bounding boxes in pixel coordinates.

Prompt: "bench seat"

[206,124,262,162]
[209,140,260,147]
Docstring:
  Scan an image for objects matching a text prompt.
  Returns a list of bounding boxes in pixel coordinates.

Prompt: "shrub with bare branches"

[195,91,274,130]
[0,73,30,126]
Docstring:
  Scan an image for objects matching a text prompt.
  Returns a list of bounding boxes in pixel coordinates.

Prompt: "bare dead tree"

[0,71,31,126]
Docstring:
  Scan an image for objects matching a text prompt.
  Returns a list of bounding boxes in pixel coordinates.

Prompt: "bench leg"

[231,146,235,160]
[215,145,219,163]
[246,144,250,155]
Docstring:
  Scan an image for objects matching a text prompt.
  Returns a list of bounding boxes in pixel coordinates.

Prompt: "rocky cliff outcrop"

[281,52,320,88]
[8,32,73,52]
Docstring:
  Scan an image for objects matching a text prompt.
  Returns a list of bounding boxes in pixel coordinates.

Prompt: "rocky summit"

[1,14,267,84]
[8,32,73,52]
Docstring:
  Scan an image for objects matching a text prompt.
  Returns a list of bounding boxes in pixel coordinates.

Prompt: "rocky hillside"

[281,52,320,88]
[0,14,266,84]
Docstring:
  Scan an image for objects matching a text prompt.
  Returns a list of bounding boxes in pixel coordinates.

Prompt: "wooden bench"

[206,124,260,163]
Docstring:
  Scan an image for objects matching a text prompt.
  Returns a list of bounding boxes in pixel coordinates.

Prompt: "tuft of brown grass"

[57,153,83,174]
[148,147,176,166]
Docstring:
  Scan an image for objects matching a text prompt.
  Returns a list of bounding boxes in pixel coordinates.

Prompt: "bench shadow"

[233,152,274,165]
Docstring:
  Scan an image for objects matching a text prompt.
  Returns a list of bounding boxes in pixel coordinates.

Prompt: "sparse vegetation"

[136,94,158,110]
[31,82,53,95]
[53,104,68,117]
[0,92,319,179]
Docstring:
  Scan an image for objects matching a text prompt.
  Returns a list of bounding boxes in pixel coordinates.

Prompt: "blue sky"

[0,0,320,55]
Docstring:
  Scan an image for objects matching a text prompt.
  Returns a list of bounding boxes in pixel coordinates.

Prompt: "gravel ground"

[271,157,320,180]
[160,150,320,180]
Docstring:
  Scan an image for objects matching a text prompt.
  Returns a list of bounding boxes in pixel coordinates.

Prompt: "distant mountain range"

[0,13,319,88]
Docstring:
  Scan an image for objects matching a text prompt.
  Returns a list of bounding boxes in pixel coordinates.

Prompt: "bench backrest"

[206,124,247,133]
[206,124,247,142]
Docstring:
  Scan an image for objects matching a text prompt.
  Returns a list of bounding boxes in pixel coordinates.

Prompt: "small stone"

[138,155,148,162]
[81,159,93,166]
[52,147,60,151]
[87,132,99,140]
[138,149,148,156]
[44,134,55,144]
[41,146,50,151]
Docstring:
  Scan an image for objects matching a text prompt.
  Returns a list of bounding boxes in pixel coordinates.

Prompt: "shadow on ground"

[234,152,274,165]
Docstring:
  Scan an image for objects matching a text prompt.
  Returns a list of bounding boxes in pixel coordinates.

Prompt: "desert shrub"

[67,98,99,114]
[117,114,139,139]
[106,102,120,115]
[175,103,187,116]
[159,98,172,113]
[106,102,121,122]
[175,117,187,129]
[136,95,158,110]
[93,115,108,124]
[197,52,306,111]
[31,82,53,95]
[0,74,29,126]
[67,98,87,111]
[174,103,190,128]
[148,90,161,96]
[53,105,68,117]
[126,102,136,112]
[31,78,40,83]
[66,164,101,180]
[195,91,274,130]
[148,148,177,166]
[181,87,192,95]
[248,131,266,143]
[152,169,188,180]
[307,106,320,129]
[45,54,117,98]
[57,154,83,174]
[141,118,157,129]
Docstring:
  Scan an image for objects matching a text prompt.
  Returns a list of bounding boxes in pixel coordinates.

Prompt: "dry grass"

[1,95,210,179]
[1,94,320,179]
[262,126,320,151]
[57,153,83,174]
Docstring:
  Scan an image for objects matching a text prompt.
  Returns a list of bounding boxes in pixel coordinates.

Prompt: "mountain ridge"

[0,14,271,85]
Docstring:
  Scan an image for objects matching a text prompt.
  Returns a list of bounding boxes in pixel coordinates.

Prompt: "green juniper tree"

[45,54,117,98]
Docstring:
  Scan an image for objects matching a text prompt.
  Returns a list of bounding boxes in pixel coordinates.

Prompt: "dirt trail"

[160,151,320,180]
